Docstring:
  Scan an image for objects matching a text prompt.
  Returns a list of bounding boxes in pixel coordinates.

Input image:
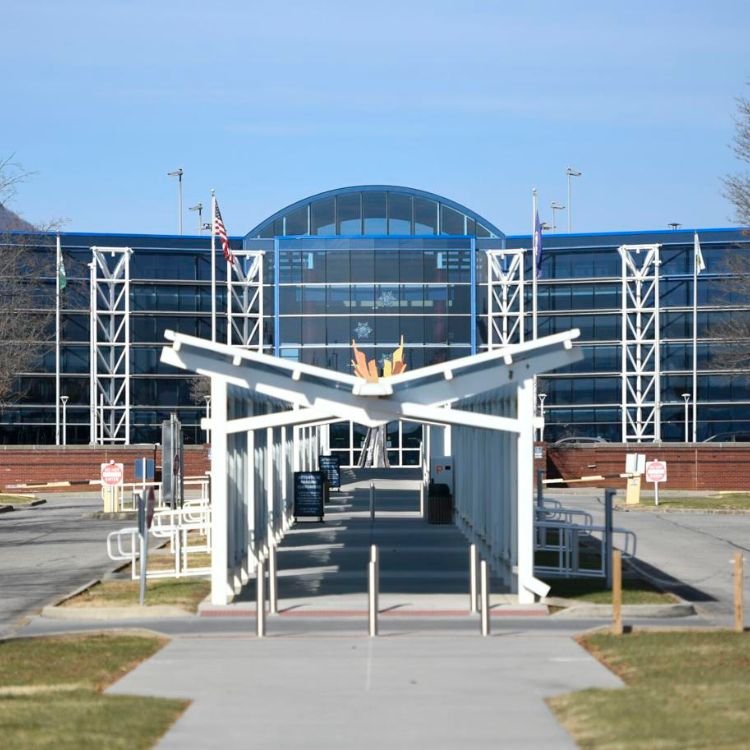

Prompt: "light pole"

[167,168,184,234]
[60,395,69,446]
[681,393,690,442]
[566,168,581,232]
[538,392,547,442]
[550,202,565,232]
[189,203,203,234]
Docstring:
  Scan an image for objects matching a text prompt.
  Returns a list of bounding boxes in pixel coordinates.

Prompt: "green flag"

[58,254,67,291]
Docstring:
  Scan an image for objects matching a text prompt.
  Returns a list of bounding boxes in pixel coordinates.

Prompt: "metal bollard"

[369,480,375,521]
[269,546,278,615]
[256,558,266,638]
[369,544,379,637]
[480,560,490,636]
[469,543,478,614]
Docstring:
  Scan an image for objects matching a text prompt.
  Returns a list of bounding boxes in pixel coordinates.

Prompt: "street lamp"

[566,168,581,233]
[167,168,184,234]
[681,393,690,442]
[550,202,565,232]
[538,392,547,442]
[60,395,69,446]
[189,203,203,234]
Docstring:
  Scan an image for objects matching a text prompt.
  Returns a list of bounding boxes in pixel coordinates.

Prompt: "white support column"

[516,377,536,604]
[210,378,233,604]
[266,426,274,554]
[246,428,256,575]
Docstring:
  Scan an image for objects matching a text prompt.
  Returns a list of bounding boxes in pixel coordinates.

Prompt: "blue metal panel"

[274,237,280,357]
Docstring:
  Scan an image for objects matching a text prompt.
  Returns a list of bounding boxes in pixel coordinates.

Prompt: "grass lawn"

[546,575,674,605]
[549,630,750,749]
[0,493,40,505]
[62,577,210,611]
[0,634,186,749]
[648,492,750,511]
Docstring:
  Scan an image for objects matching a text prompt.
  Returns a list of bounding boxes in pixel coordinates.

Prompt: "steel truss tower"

[620,243,661,442]
[90,246,132,444]
[486,249,525,349]
[227,251,264,350]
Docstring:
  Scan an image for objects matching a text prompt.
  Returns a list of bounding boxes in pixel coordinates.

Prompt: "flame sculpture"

[351,336,407,382]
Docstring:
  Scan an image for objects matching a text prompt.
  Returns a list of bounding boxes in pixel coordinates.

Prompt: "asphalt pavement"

[0,492,133,637]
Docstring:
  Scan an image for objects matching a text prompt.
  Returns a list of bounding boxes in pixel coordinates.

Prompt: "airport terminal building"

[3,184,749,462]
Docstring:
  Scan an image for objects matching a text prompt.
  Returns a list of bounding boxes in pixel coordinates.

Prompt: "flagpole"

[532,188,538,340]
[55,233,61,445]
[692,232,699,442]
[211,190,217,342]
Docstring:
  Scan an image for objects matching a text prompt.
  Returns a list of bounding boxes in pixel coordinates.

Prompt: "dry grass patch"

[0,634,186,749]
[550,631,750,749]
[63,577,210,612]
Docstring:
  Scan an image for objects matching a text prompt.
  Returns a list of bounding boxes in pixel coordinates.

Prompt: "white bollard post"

[369,544,379,637]
[480,560,490,636]
[256,558,266,638]
[269,546,278,615]
[469,543,478,614]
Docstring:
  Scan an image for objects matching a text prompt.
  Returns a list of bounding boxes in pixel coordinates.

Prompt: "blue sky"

[3,0,749,236]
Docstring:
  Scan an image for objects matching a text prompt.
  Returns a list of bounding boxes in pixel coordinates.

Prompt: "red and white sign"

[100,461,124,487]
[645,460,667,484]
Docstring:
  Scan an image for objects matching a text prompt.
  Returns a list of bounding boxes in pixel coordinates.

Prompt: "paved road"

[552,491,750,624]
[0,493,132,637]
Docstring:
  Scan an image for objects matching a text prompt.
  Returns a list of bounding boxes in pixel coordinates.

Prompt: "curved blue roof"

[245,184,504,239]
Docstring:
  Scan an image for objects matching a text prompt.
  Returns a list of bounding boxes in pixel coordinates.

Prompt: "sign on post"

[645,460,668,506]
[294,471,326,521]
[100,461,124,513]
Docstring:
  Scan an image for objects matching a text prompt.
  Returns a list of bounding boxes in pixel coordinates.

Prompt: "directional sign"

[100,461,124,487]
[645,460,667,484]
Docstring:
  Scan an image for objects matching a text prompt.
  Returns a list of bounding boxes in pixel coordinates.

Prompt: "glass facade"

[2,186,750,453]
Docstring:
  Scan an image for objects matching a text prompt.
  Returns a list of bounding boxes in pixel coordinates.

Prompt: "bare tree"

[713,91,750,368]
[0,157,57,406]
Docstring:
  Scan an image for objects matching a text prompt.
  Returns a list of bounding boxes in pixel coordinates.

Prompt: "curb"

[615,504,750,515]
[0,499,47,514]
[41,604,193,620]
[548,601,696,618]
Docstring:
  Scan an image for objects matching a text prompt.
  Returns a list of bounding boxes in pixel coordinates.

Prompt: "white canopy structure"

[161,329,581,605]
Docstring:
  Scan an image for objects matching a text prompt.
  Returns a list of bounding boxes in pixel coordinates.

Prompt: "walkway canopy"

[161,329,581,605]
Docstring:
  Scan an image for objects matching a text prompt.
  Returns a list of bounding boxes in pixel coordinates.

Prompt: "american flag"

[214,200,235,264]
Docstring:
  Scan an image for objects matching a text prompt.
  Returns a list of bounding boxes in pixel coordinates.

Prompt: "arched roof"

[245,185,504,239]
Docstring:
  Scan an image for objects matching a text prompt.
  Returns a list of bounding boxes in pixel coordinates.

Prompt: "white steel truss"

[227,251,264,351]
[90,246,132,444]
[620,244,661,442]
[486,249,525,349]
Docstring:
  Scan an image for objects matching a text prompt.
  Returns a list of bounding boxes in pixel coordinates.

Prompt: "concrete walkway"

[109,634,621,749]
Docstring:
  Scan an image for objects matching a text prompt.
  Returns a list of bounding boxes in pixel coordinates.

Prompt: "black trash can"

[427,482,453,524]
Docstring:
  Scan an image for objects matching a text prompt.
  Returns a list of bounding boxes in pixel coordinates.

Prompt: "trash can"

[427,482,453,524]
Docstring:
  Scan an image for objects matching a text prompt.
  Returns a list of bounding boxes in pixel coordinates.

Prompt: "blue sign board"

[318,455,341,491]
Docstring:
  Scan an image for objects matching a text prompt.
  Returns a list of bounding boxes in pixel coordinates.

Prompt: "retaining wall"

[0,445,210,492]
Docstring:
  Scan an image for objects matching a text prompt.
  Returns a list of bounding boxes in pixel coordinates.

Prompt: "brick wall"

[546,444,750,491]
[0,445,209,492]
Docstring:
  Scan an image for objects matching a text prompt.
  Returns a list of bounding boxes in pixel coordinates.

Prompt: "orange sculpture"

[352,336,407,382]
